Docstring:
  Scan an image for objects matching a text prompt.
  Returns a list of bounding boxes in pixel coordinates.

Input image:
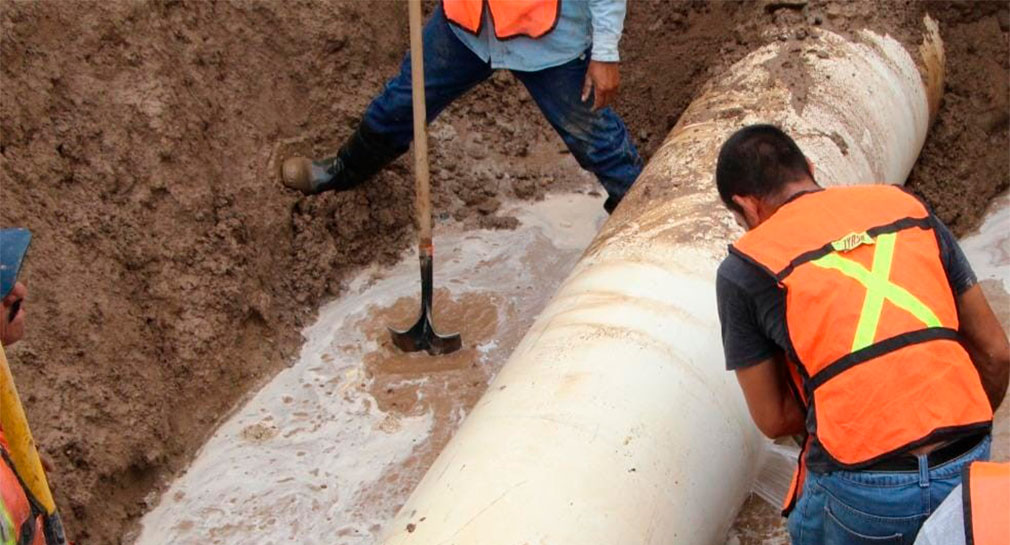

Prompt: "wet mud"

[0,0,1005,541]
[349,290,515,530]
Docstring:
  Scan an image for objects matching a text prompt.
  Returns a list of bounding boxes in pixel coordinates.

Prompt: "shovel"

[388,0,462,356]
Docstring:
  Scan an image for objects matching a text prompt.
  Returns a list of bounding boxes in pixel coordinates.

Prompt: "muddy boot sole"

[281,157,315,194]
[267,135,315,194]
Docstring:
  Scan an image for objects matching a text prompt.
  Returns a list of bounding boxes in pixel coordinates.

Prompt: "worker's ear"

[731,195,761,230]
[806,158,815,178]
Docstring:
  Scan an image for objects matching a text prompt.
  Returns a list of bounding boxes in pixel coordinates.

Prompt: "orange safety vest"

[731,185,993,514]
[963,461,1010,545]
[443,0,560,40]
[0,430,44,545]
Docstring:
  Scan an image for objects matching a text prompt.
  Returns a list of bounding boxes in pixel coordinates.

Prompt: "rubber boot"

[281,124,404,195]
[603,195,620,215]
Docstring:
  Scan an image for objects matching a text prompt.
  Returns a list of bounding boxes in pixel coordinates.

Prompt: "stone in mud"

[477,215,520,230]
[763,0,807,14]
[476,197,501,215]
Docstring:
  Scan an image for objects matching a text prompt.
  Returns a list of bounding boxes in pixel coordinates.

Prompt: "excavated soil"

[0,0,1006,543]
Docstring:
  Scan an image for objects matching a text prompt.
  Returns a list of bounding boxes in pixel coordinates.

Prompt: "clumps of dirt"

[0,0,1006,542]
[621,0,1009,237]
[906,3,1010,236]
[618,0,927,160]
[0,1,572,542]
[726,495,790,545]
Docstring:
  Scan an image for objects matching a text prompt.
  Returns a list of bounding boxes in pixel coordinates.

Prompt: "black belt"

[861,433,986,472]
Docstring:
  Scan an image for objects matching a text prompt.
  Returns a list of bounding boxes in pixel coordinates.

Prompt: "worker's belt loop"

[917,454,930,488]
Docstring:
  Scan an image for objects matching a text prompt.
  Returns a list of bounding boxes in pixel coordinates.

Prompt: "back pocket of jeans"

[824,500,918,544]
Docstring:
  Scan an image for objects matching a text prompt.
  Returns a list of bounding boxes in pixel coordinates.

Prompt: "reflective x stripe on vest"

[730,186,992,514]
[812,232,941,352]
[731,186,993,516]
[443,0,561,40]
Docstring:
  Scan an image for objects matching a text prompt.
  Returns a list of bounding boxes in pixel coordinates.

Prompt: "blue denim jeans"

[361,5,643,207]
[787,435,991,545]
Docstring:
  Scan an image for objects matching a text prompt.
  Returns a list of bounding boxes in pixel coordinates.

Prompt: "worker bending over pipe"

[713,125,1009,544]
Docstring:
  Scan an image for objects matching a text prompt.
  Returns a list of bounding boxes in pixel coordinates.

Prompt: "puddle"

[135,192,606,545]
[136,192,1009,545]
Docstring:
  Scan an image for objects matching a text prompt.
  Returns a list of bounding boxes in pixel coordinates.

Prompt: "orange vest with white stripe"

[443,0,560,40]
[731,185,993,512]
[963,461,1010,545]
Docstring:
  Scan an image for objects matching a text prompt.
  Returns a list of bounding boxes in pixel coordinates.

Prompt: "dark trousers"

[361,5,643,207]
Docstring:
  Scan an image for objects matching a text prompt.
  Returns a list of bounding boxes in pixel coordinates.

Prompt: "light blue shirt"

[447,0,627,72]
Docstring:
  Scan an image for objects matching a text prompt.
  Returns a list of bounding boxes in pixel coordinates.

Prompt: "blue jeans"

[787,435,991,545]
[361,5,643,207]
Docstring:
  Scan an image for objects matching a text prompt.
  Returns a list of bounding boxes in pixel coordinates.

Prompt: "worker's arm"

[957,284,1010,411]
[735,357,806,438]
[716,257,803,437]
[583,0,626,110]
[931,214,1010,411]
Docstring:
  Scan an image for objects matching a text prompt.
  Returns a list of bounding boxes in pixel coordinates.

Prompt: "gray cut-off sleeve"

[933,215,978,295]
[716,262,778,371]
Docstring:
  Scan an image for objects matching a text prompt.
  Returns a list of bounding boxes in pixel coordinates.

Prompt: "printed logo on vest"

[831,231,875,253]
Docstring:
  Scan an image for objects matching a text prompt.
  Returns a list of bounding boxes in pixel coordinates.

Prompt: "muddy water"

[134,192,606,545]
[136,193,1008,545]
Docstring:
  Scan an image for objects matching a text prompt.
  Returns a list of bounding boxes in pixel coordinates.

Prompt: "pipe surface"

[380,19,944,545]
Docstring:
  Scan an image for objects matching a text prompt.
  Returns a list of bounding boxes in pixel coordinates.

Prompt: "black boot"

[603,194,621,214]
[281,124,404,195]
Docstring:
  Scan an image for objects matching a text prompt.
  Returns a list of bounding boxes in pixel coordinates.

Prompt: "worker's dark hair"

[715,124,814,212]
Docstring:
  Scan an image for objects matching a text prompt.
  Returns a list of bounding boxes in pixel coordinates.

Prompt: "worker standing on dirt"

[1,229,45,545]
[282,0,643,214]
[712,125,1009,544]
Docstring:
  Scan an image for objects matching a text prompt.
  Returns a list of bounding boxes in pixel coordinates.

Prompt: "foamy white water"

[135,192,1009,545]
[961,193,1010,293]
[134,192,606,545]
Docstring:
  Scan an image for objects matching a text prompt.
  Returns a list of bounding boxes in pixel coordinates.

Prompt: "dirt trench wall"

[0,1,1007,543]
[0,1,576,542]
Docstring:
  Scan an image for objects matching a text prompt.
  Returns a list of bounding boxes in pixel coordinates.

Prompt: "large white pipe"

[380,19,944,545]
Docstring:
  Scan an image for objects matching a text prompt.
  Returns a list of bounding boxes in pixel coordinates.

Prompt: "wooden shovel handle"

[408,0,432,256]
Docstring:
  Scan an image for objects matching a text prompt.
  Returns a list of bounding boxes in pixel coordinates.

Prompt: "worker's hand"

[581,60,620,111]
[1,282,27,346]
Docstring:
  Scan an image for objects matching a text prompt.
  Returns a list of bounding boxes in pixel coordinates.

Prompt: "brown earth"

[0,0,1006,543]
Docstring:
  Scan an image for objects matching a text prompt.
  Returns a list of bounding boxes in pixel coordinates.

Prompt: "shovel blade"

[389,312,462,356]
[389,253,462,356]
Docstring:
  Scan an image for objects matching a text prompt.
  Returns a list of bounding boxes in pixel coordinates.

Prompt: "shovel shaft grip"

[408,0,432,246]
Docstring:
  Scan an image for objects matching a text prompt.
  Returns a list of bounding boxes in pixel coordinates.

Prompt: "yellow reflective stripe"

[812,232,942,352]
[0,501,14,545]
[851,232,894,350]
